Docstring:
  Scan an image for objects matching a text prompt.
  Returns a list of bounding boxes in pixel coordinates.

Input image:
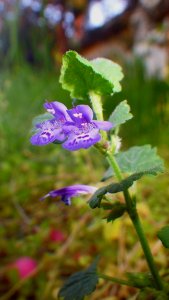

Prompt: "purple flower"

[62,105,112,151]
[30,101,71,146]
[30,101,113,150]
[41,184,97,205]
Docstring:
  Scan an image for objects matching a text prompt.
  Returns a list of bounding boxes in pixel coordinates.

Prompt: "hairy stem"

[89,92,104,121]
[98,273,133,287]
[89,92,107,140]
[106,151,163,290]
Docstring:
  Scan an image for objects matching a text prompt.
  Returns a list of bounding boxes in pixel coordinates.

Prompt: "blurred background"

[0,0,169,299]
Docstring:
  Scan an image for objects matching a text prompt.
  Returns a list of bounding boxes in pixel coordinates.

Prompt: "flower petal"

[93,120,113,131]
[62,122,79,134]
[67,105,93,123]
[72,184,97,194]
[61,196,71,206]
[44,101,71,121]
[62,128,101,151]
[30,119,66,146]
[41,184,97,201]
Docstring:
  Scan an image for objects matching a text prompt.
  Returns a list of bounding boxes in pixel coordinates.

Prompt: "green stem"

[106,151,123,181]
[89,92,107,140]
[106,152,163,291]
[89,92,104,121]
[132,212,163,290]
[98,273,133,287]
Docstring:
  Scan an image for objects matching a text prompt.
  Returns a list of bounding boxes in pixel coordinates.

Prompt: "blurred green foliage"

[104,60,169,146]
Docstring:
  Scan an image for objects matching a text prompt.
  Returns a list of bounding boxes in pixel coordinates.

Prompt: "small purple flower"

[41,184,97,205]
[30,101,70,146]
[62,105,112,151]
[30,101,113,150]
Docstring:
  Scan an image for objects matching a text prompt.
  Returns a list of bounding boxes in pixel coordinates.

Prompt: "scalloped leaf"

[91,58,123,93]
[89,169,160,209]
[58,258,99,300]
[59,51,123,99]
[157,226,169,248]
[102,145,164,181]
[108,100,133,127]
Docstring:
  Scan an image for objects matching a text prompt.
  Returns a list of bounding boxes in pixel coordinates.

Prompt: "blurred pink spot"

[12,257,37,279]
[49,229,65,243]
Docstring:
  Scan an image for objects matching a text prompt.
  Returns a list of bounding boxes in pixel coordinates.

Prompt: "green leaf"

[105,202,126,222]
[90,169,160,208]
[102,145,164,181]
[59,51,123,100]
[91,58,123,93]
[100,202,116,210]
[89,187,107,209]
[157,226,169,248]
[108,100,133,127]
[58,258,99,300]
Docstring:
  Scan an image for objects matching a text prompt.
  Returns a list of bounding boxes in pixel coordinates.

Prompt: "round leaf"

[59,51,123,99]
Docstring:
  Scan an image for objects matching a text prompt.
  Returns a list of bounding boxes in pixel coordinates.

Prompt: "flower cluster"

[30,101,112,151]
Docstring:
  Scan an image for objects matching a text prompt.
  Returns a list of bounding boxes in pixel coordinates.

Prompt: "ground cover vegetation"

[0,55,169,299]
